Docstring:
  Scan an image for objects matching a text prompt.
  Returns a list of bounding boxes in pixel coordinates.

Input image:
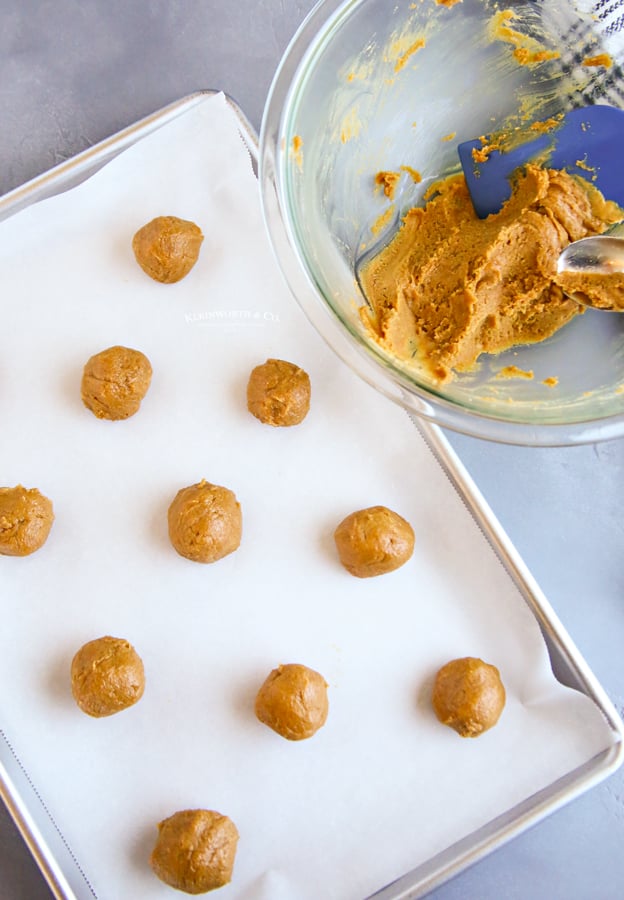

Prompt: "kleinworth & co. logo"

[184,309,280,326]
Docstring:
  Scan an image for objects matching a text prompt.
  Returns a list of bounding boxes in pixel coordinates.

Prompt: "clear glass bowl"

[259,0,624,445]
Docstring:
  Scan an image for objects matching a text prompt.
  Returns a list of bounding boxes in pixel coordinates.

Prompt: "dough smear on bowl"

[168,480,242,563]
[255,663,329,740]
[360,165,622,382]
[132,215,204,283]
[432,656,505,737]
[81,345,152,420]
[71,635,145,717]
[150,808,239,894]
[0,485,54,556]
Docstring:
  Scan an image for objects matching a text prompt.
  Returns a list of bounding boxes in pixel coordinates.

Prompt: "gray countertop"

[1,2,623,898]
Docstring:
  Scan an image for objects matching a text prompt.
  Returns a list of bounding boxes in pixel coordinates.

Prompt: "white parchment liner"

[0,92,614,900]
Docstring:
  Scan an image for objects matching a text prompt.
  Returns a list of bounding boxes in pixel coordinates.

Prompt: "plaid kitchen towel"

[557,0,624,105]
[595,0,624,41]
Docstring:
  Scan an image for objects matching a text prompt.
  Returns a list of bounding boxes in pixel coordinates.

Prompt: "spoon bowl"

[557,222,624,311]
[558,221,624,275]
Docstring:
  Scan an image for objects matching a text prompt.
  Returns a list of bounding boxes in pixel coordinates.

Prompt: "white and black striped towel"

[558,0,624,105]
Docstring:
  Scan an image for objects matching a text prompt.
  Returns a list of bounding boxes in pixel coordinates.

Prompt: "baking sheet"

[0,90,620,900]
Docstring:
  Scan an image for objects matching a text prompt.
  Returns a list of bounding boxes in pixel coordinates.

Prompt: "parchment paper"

[0,92,615,900]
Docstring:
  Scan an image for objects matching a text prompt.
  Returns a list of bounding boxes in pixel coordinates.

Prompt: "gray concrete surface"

[1,2,623,898]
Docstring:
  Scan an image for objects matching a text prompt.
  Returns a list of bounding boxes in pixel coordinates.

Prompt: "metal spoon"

[556,221,624,311]
[558,221,624,273]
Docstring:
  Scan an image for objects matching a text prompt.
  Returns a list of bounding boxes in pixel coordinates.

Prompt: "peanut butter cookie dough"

[168,480,242,563]
[71,635,145,718]
[255,663,329,740]
[334,505,415,577]
[150,809,239,895]
[81,345,152,420]
[247,358,311,426]
[432,657,506,737]
[0,485,54,557]
[555,268,624,312]
[132,215,204,283]
[360,165,622,381]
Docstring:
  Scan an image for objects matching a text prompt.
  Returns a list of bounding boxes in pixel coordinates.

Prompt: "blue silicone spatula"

[457,105,624,219]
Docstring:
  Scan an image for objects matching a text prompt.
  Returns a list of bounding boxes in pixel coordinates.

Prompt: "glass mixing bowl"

[259,0,624,445]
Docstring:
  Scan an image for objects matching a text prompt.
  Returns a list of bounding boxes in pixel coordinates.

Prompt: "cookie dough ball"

[168,480,242,563]
[150,809,239,894]
[255,663,329,740]
[71,636,145,717]
[81,345,152,420]
[432,657,506,738]
[132,215,204,284]
[334,505,415,577]
[247,358,311,426]
[0,485,54,557]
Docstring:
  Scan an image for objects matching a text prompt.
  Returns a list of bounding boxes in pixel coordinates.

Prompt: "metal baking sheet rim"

[0,89,621,900]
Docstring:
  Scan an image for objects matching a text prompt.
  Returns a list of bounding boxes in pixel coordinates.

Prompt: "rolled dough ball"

[0,485,54,557]
[333,505,415,577]
[432,657,506,737]
[81,345,152,420]
[71,635,145,717]
[246,358,311,426]
[150,809,239,894]
[168,480,242,563]
[255,663,329,740]
[132,215,204,283]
